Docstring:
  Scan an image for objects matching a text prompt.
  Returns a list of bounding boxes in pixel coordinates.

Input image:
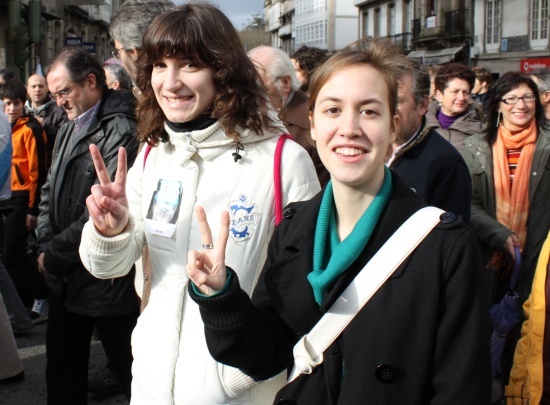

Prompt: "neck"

[331,169,385,240]
[32,99,47,109]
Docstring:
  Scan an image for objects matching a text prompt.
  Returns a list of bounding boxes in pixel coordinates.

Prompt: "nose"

[339,110,361,138]
[164,66,183,92]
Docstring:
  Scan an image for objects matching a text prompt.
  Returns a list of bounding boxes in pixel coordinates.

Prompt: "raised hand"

[187,206,230,295]
[86,144,129,237]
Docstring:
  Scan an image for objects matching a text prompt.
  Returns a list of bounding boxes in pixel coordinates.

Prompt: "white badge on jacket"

[144,178,183,238]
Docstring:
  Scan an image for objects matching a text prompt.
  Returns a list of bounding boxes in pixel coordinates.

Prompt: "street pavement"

[0,321,128,405]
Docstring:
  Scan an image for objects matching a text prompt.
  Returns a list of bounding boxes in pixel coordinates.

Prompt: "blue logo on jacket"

[228,195,258,242]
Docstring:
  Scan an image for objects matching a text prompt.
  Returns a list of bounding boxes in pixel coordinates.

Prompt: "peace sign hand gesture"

[86,144,129,237]
[187,206,230,296]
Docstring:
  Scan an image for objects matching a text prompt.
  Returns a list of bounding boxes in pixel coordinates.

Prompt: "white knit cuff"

[86,216,135,255]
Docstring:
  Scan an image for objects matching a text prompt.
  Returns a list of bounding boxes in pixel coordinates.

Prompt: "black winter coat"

[390,120,472,223]
[37,89,139,317]
[192,174,491,404]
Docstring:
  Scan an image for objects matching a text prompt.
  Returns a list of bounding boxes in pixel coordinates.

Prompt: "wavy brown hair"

[135,2,272,143]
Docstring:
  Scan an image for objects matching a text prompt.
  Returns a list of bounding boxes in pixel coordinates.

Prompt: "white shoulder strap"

[288,206,445,382]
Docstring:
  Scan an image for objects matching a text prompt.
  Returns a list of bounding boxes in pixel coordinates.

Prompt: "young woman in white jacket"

[79,3,320,404]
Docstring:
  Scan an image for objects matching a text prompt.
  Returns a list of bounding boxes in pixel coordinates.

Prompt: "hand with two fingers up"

[186,206,230,296]
[86,144,130,237]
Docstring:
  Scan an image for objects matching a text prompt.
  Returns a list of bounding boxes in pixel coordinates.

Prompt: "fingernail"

[98,214,104,222]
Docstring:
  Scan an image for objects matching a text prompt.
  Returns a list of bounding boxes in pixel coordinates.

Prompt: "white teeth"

[166,96,192,103]
[335,147,365,156]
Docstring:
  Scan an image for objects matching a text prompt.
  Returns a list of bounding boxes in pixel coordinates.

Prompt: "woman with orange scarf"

[462,71,550,392]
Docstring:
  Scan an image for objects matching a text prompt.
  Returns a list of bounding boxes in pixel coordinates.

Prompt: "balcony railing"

[445,9,468,36]
[412,18,421,40]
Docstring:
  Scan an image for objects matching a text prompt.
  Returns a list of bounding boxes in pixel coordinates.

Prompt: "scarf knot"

[309,167,393,305]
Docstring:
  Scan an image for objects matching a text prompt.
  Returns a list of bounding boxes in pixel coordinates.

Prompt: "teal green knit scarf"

[308,167,393,305]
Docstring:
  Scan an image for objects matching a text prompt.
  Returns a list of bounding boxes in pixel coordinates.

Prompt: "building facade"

[473,0,550,75]
[265,0,359,52]
[1,0,118,81]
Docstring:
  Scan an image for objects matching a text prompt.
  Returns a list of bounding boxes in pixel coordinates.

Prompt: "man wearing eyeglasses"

[37,46,139,404]
[109,0,175,99]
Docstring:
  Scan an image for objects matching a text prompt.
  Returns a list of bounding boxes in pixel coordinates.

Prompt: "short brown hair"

[434,63,475,93]
[308,38,413,120]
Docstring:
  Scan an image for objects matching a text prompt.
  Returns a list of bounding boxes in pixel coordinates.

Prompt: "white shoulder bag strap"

[288,206,445,382]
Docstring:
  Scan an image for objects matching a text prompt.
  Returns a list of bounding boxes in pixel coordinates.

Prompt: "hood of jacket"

[25,98,57,116]
[95,88,135,122]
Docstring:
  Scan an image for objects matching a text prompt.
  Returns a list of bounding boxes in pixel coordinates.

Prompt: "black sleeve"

[190,259,297,381]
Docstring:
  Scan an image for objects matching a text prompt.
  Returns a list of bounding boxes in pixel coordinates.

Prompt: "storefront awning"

[407,46,464,65]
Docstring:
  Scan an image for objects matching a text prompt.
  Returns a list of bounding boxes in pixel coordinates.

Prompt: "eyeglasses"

[49,86,74,102]
[111,47,124,59]
[500,94,536,105]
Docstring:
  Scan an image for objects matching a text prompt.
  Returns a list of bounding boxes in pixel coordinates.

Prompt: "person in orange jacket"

[0,80,48,323]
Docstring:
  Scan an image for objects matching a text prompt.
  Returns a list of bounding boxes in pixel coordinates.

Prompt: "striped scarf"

[489,119,537,269]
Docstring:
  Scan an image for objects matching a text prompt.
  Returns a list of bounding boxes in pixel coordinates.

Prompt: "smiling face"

[436,78,471,116]
[499,83,536,132]
[310,64,396,192]
[151,57,217,123]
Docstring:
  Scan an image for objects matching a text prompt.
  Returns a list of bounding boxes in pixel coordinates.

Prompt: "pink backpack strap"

[274,134,293,225]
[143,144,152,169]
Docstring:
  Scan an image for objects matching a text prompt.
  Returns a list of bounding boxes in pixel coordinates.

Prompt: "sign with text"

[83,42,96,54]
[64,37,82,47]
[521,58,550,72]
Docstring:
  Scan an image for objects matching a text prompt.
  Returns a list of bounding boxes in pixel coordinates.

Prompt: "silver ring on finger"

[202,243,214,249]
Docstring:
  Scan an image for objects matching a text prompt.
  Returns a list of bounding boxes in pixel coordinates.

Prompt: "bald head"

[27,74,49,107]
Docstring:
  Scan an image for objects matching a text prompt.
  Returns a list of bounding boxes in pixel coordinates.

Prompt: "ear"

[309,111,316,141]
[544,91,550,103]
[418,96,430,116]
[386,113,399,161]
[85,73,98,90]
[435,89,443,103]
[280,76,292,97]
[112,81,121,90]
[128,48,140,61]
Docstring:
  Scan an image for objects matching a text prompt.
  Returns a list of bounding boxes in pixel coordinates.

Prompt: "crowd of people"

[0,1,549,404]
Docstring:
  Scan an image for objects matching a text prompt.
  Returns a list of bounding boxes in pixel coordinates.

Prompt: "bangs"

[144,16,209,67]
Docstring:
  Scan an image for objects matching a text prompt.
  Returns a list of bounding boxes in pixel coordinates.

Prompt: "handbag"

[288,206,444,382]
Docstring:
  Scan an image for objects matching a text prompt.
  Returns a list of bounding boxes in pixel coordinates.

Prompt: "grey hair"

[104,64,132,90]
[109,0,175,50]
[408,61,431,105]
[530,67,550,92]
[248,46,300,93]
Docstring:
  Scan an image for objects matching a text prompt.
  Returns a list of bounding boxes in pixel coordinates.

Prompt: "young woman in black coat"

[186,39,491,404]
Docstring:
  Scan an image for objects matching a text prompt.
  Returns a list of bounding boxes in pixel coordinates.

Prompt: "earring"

[496,112,501,128]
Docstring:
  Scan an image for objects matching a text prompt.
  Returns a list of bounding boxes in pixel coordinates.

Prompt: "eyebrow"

[317,96,384,106]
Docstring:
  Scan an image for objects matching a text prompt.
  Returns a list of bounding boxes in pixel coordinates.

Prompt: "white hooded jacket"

[80,119,321,404]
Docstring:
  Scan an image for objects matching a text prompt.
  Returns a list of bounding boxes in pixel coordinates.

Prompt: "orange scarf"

[490,120,537,268]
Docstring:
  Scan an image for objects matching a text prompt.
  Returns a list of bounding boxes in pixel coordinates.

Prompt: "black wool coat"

[390,122,472,223]
[192,174,492,405]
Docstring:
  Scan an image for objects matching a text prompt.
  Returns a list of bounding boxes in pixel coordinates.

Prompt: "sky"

[174,0,264,29]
